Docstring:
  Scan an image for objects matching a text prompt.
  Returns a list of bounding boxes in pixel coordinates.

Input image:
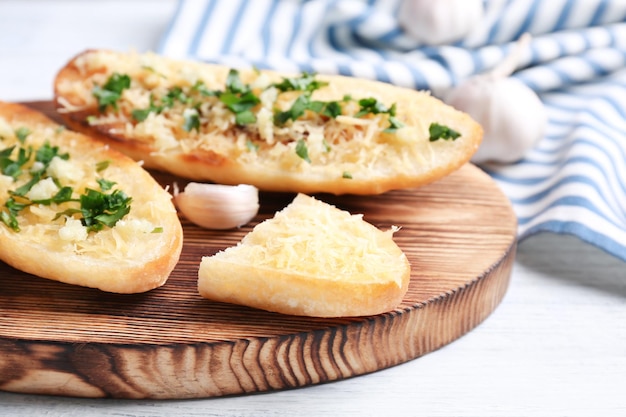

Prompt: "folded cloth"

[159,0,626,262]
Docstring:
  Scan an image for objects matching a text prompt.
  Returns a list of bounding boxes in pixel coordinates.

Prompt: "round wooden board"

[0,101,517,400]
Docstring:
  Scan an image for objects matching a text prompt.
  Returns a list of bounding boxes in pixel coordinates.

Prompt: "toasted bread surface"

[54,49,482,195]
[198,194,410,317]
[0,102,183,293]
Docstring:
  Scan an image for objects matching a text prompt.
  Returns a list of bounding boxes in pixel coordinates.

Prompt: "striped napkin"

[159,0,626,262]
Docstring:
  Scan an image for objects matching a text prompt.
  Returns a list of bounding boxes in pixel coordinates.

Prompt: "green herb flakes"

[183,108,201,132]
[429,123,461,141]
[15,127,31,143]
[295,139,311,163]
[92,72,131,112]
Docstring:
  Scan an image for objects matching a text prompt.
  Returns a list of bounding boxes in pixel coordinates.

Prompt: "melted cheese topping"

[0,118,168,260]
[212,194,406,287]
[58,50,436,179]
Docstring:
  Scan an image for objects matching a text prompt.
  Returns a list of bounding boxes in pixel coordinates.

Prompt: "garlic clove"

[398,0,484,45]
[445,33,547,164]
[173,182,259,230]
[447,76,547,164]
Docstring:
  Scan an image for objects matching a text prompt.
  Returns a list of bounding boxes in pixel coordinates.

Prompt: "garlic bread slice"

[54,49,482,195]
[0,102,182,293]
[198,194,410,317]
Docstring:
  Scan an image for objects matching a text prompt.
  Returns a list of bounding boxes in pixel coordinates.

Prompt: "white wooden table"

[0,2,624,416]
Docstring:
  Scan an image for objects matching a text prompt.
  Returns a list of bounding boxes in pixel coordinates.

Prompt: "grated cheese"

[214,194,405,286]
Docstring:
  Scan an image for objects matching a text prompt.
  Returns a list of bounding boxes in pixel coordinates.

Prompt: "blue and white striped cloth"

[159,0,626,262]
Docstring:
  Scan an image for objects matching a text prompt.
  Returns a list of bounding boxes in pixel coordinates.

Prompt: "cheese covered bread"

[198,194,410,317]
[54,49,482,195]
[0,102,183,293]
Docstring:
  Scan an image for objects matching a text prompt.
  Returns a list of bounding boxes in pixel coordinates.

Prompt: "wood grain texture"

[0,101,517,399]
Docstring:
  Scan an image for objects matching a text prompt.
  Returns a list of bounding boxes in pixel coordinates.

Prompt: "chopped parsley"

[132,88,193,122]
[15,127,31,143]
[295,139,311,163]
[245,139,259,152]
[429,123,461,141]
[77,188,132,232]
[93,72,131,112]
[95,160,111,172]
[356,99,405,132]
[272,72,328,93]
[182,108,201,132]
[0,145,32,179]
[34,142,69,172]
[96,178,116,191]
[1,138,133,233]
[218,70,261,125]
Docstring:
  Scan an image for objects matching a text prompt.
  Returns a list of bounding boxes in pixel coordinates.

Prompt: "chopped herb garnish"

[131,99,157,122]
[183,108,201,132]
[92,72,131,112]
[274,94,311,126]
[0,210,19,231]
[192,80,217,97]
[1,197,29,231]
[272,72,328,93]
[0,139,132,234]
[355,98,390,117]
[295,139,311,163]
[96,160,110,172]
[31,186,75,205]
[429,123,461,141]
[79,188,131,232]
[219,91,260,124]
[246,139,259,152]
[97,178,116,191]
[383,116,405,133]
[132,88,193,122]
[1,145,32,179]
[15,127,31,143]
[215,71,261,125]
[11,172,42,197]
[355,98,404,131]
[35,142,69,169]
[225,69,248,94]
[342,171,353,179]
[151,226,164,233]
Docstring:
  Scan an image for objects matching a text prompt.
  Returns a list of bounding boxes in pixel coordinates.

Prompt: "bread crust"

[54,49,482,195]
[0,102,183,293]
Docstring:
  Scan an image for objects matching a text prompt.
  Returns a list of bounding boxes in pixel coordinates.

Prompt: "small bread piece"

[0,102,183,293]
[198,194,410,317]
[54,49,482,195]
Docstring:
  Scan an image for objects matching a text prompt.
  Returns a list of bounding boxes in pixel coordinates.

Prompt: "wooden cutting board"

[0,101,517,400]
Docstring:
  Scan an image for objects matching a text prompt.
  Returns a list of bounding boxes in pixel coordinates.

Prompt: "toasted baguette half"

[0,102,183,293]
[54,49,482,195]
[198,194,410,317]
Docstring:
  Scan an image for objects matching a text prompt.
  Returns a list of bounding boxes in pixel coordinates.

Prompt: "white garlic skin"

[398,0,484,45]
[446,76,547,164]
[174,183,259,230]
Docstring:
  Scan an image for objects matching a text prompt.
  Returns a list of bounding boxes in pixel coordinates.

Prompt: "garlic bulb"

[398,0,484,45]
[173,182,259,230]
[445,34,547,164]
